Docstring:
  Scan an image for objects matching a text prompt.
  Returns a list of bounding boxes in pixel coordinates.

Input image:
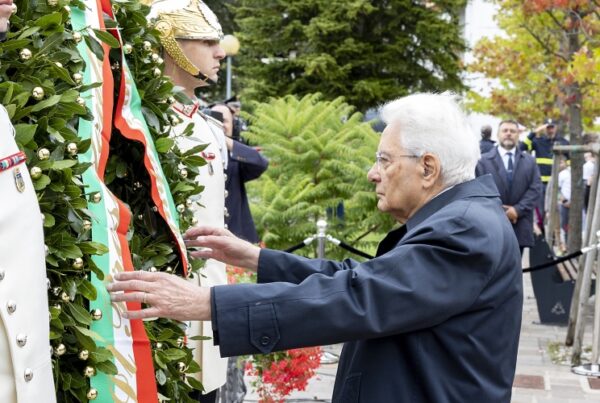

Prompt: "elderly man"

[108,93,523,402]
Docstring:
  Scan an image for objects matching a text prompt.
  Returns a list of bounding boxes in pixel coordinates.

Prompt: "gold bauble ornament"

[83,366,96,377]
[30,166,42,179]
[176,204,185,213]
[72,257,84,269]
[142,41,152,51]
[169,115,181,125]
[91,192,102,203]
[66,142,78,156]
[54,344,66,356]
[91,309,102,321]
[19,48,32,61]
[123,44,133,54]
[37,148,50,160]
[32,87,45,101]
[79,349,90,360]
[153,67,162,78]
[179,168,188,178]
[82,220,92,231]
[87,389,98,400]
[72,73,83,84]
[72,32,82,43]
[60,292,70,302]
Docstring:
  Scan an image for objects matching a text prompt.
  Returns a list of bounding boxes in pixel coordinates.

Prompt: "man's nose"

[367,164,380,182]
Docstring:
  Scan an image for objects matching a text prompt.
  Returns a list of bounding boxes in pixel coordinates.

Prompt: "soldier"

[0,2,56,401]
[147,1,227,402]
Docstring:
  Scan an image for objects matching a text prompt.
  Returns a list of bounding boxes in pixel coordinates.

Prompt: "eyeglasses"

[375,151,419,171]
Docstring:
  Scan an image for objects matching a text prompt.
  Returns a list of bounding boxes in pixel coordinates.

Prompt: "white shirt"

[497,146,516,171]
[583,160,595,185]
[558,167,571,201]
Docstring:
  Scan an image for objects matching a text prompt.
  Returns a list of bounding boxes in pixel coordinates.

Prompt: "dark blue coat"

[211,176,523,402]
[225,141,268,243]
[476,147,542,247]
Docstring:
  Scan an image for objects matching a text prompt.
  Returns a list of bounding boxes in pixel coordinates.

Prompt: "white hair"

[380,92,480,187]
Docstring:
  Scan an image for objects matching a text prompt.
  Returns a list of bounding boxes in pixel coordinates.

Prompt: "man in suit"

[476,119,543,253]
[0,2,56,402]
[210,104,268,243]
[109,93,523,403]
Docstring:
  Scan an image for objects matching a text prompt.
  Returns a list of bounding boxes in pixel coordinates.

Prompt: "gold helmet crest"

[145,0,223,79]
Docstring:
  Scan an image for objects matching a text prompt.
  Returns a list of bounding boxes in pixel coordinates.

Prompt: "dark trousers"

[190,388,218,403]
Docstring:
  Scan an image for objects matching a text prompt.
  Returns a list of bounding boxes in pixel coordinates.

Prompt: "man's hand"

[0,0,14,33]
[534,124,547,135]
[503,205,518,224]
[184,226,261,271]
[106,271,211,321]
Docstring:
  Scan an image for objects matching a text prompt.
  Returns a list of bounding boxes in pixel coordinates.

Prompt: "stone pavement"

[243,267,600,402]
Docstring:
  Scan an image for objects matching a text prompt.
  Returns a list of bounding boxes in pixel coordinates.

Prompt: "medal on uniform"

[201,151,216,176]
[14,167,25,192]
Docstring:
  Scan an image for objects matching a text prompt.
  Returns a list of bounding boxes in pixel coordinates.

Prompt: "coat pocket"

[338,372,361,403]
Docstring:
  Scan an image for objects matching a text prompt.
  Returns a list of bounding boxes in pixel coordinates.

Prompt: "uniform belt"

[0,151,26,172]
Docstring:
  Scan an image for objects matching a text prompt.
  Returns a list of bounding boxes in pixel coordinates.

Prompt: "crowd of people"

[478,118,596,254]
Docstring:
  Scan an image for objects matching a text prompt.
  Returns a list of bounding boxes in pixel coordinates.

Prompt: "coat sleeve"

[230,141,269,182]
[211,213,500,357]
[513,158,542,217]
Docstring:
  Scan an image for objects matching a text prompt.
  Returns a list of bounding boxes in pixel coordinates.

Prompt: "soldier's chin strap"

[193,70,212,86]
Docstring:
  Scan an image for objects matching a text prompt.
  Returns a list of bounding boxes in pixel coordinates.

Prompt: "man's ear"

[421,154,441,186]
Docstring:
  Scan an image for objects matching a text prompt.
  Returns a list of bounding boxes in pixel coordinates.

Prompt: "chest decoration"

[201,151,216,175]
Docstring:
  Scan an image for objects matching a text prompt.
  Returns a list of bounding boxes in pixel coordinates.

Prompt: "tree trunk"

[566,24,584,254]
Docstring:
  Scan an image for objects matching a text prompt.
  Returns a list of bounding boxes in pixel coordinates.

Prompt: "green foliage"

[230,0,467,112]
[3,0,207,401]
[467,0,600,129]
[245,94,394,258]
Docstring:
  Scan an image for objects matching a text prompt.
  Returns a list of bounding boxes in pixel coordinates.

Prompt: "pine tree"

[245,94,395,258]
[229,0,467,112]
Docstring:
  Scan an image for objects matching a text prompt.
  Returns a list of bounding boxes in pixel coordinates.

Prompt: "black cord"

[522,250,582,273]
[338,241,374,259]
[284,243,307,253]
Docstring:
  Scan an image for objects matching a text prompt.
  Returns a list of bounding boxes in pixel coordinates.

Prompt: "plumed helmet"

[144,0,223,80]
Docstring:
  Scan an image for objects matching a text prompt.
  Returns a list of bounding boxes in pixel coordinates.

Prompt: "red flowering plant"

[226,265,323,402]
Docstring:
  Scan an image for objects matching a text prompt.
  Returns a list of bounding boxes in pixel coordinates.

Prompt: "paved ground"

[243,255,600,402]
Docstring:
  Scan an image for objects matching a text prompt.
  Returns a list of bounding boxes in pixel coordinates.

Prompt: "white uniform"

[172,102,228,394]
[0,106,56,402]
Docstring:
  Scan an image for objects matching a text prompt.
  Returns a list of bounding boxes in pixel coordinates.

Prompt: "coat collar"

[375,175,500,256]
[406,175,499,232]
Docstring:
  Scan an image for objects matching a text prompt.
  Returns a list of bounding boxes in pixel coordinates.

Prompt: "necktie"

[506,152,514,185]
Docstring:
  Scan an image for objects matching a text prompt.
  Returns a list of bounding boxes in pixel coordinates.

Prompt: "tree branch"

[520,24,569,62]
[545,9,567,31]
